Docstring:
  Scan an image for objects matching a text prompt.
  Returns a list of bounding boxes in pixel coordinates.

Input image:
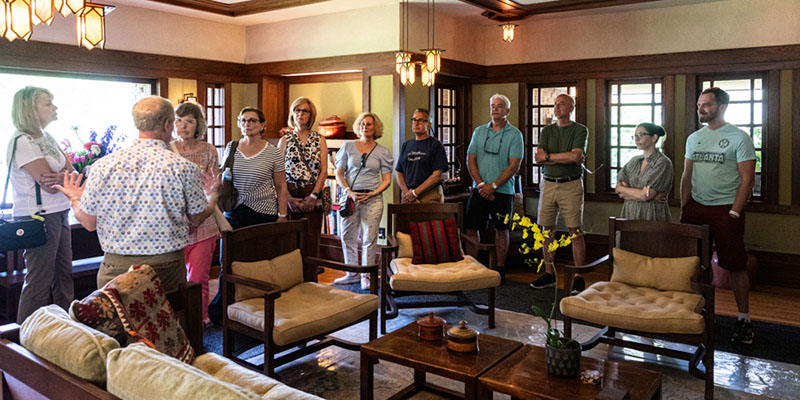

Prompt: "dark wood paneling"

[481,44,800,83]
[224,82,233,143]
[593,79,607,194]
[662,75,676,180]
[575,79,587,125]
[286,72,363,85]
[751,250,800,289]
[794,69,800,206]
[362,70,371,113]
[158,77,168,97]
[0,39,245,81]
[766,70,781,204]
[245,52,397,78]
[261,76,286,139]
[460,0,664,19]
[149,0,325,16]
[683,74,698,150]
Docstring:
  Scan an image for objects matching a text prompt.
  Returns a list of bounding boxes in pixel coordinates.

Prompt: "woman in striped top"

[222,107,288,229]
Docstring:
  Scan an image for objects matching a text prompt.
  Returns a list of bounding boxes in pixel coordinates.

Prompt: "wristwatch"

[277,213,287,218]
[545,153,551,162]
[310,191,320,199]
[491,182,498,190]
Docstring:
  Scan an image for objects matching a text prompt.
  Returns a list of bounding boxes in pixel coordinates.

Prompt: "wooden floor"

[320,264,800,328]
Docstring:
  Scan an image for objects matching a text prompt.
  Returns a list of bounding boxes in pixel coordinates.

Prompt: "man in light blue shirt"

[464,94,524,279]
[680,87,756,345]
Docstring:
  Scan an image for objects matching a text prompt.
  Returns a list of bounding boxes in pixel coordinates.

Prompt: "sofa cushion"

[20,304,120,385]
[227,282,378,346]
[396,232,413,259]
[107,343,261,400]
[408,218,463,264]
[560,281,706,334]
[71,264,195,363]
[193,352,321,399]
[389,255,500,292]
[232,249,304,302]
[611,248,698,293]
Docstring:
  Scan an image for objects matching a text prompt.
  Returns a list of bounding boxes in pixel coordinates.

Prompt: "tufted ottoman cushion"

[227,282,378,346]
[389,255,500,292]
[560,281,706,334]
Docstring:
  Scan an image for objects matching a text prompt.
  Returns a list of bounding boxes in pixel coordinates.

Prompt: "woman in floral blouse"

[171,102,218,327]
[614,122,674,221]
[278,97,328,259]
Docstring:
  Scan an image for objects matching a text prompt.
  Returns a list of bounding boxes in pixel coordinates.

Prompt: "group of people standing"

[6,85,756,344]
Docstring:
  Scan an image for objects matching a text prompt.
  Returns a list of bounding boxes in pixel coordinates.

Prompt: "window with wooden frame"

[525,84,577,188]
[608,80,664,189]
[205,82,226,159]
[699,76,765,199]
[434,85,460,182]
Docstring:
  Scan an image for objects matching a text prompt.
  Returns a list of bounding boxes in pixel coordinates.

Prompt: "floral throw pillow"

[70,264,195,363]
[408,218,464,264]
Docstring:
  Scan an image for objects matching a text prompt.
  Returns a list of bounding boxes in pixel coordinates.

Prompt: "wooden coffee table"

[477,344,662,400]
[360,322,522,400]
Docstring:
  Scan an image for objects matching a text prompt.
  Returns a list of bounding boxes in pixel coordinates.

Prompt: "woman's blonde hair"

[12,86,52,134]
[287,97,317,131]
[175,102,208,140]
[353,112,384,139]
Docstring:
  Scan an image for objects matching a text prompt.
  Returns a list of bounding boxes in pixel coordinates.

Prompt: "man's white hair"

[490,93,511,109]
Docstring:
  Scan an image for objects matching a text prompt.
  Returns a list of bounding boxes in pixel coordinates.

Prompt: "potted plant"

[508,213,581,378]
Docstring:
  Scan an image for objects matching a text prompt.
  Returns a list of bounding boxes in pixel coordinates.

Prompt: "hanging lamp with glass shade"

[420,0,443,74]
[5,0,33,41]
[421,65,436,87]
[32,0,55,25]
[500,23,518,43]
[77,2,104,49]
[58,0,84,16]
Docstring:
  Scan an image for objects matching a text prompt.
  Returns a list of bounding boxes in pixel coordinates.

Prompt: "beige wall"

[371,75,395,237]
[28,6,246,63]
[288,81,363,131]
[166,78,197,106]
[245,4,398,64]
[403,84,430,141]
[471,84,520,130]
[231,83,259,140]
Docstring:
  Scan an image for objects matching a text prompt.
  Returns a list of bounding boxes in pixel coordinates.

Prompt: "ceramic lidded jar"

[446,320,478,353]
[417,312,445,341]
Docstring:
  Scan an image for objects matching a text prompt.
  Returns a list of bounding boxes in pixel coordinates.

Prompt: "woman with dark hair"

[278,97,328,259]
[222,107,288,229]
[614,122,674,221]
[5,86,73,323]
[171,102,218,326]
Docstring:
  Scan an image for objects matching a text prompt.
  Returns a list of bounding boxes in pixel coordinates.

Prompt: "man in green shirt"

[530,94,588,294]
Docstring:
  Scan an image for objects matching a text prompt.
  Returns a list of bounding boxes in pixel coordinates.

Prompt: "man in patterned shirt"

[57,96,219,291]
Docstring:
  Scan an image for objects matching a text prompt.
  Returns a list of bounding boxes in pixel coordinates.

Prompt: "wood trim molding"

[662,75,676,162]
[593,79,608,194]
[794,69,800,206]
[148,0,326,17]
[766,70,781,204]
[286,72,363,85]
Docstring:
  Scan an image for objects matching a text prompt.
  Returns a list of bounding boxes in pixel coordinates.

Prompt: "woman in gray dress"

[614,122,673,221]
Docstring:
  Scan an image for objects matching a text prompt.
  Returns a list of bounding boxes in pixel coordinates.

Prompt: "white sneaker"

[333,273,359,285]
[360,275,371,290]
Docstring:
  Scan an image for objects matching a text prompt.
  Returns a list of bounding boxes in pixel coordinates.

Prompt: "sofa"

[0,305,321,400]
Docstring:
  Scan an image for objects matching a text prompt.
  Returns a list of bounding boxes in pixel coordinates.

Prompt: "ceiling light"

[500,23,518,43]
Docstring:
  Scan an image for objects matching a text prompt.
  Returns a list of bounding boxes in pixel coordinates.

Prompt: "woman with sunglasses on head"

[6,86,73,323]
[614,122,674,221]
[222,107,288,229]
[278,97,328,259]
[170,102,218,327]
[333,113,393,290]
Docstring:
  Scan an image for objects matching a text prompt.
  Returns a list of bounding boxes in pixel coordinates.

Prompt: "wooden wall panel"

[261,76,286,139]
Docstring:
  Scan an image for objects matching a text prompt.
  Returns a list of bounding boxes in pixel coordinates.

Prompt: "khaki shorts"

[99,250,186,292]
[537,179,584,228]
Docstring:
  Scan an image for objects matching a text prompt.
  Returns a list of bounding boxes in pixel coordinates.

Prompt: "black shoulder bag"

[1,135,47,251]
[217,140,239,212]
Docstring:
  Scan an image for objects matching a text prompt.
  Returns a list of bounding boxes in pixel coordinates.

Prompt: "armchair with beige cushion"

[380,203,501,334]
[221,220,379,377]
[560,217,714,399]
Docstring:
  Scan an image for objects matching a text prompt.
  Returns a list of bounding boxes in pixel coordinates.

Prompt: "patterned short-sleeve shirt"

[80,139,208,255]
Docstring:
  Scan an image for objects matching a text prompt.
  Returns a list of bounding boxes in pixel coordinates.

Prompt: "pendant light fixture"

[500,23,518,43]
[32,0,55,25]
[5,0,33,41]
[396,0,416,86]
[420,0,443,77]
[76,2,104,49]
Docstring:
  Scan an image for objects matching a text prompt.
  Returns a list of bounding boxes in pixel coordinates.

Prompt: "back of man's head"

[133,96,174,133]
[701,87,730,105]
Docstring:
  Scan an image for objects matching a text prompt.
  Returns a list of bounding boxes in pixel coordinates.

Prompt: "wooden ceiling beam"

[147,0,327,17]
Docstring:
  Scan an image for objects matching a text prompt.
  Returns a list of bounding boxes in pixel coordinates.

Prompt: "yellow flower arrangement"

[505,212,577,348]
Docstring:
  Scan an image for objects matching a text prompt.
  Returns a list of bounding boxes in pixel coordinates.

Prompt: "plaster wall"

[288,81,363,131]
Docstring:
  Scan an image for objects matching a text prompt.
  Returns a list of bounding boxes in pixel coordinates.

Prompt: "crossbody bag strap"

[2,135,43,214]
[221,140,239,175]
[350,142,378,189]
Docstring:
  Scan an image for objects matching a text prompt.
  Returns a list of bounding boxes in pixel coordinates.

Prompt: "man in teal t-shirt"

[680,87,756,345]
[530,94,588,294]
[464,94,524,279]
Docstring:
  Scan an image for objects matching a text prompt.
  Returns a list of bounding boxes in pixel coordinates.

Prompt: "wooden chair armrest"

[305,256,379,273]
[381,236,399,255]
[562,254,610,274]
[0,323,20,342]
[222,274,282,297]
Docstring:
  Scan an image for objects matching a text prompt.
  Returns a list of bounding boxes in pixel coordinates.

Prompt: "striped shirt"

[223,141,284,215]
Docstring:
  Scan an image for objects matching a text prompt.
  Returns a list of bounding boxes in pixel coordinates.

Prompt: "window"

[435,86,459,181]
[205,83,226,160]
[700,77,764,198]
[1,71,153,210]
[608,81,663,188]
[526,85,576,187]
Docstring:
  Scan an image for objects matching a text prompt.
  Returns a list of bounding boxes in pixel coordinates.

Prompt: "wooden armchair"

[560,217,714,399]
[0,250,25,322]
[221,220,378,377]
[380,203,501,334]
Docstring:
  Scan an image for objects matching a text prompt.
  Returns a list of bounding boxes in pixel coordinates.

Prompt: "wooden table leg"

[465,377,478,400]
[361,352,374,400]
[413,369,426,389]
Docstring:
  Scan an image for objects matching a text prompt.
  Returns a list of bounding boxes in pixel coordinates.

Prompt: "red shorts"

[680,197,747,272]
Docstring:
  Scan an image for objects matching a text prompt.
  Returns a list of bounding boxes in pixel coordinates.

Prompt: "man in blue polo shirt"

[395,108,448,203]
[681,87,756,344]
[463,94,524,279]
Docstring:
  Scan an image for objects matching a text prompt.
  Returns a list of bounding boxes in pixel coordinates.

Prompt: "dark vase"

[545,341,581,378]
